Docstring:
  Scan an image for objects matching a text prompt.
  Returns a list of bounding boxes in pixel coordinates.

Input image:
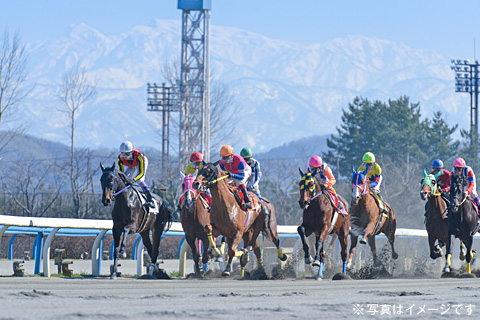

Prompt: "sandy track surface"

[0,276,479,319]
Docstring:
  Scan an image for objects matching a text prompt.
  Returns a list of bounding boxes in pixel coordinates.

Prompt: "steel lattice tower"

[178,0,211,165]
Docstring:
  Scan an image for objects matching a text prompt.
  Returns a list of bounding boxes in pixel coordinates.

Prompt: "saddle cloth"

[179,192,212,210]
[324,190,348,216]
[229,187,260,212]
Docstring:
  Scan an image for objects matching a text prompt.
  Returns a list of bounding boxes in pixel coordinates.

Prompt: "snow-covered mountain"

[19,19,467,153]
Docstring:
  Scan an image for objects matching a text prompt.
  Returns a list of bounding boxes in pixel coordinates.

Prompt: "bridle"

[299,173,324,209]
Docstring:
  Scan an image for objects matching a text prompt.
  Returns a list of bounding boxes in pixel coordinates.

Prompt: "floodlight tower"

[451,59,480,146]
[178,0,211,165]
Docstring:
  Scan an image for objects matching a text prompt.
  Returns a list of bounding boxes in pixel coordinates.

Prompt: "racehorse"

[100,162,173,278]
[443,173,479,273]
[348,167,398,268]
[297,169,350,280]
[193,162,287,277]
[179,171,212,276]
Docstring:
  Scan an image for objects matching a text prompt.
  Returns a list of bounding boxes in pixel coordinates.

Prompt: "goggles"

[222,155,233,161]
[191,161,201,168]
[454,167,463,172]
[122,151,133,158]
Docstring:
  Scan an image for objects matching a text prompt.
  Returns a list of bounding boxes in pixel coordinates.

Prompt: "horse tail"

[160,201,174,231]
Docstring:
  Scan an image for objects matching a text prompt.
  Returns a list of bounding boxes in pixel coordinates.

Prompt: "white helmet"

[120,141,134,153]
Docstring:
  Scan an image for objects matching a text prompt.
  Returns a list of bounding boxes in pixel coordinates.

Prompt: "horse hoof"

[222,271,230,277]
[119,252,127,259]
[443,266,451,273]
[211,248,221,258]
[312,259,321,267]
[280,254,288,262]
[359,237,367,245]
[392,252,399,260]
[315,276,323,281]
[304,256,313,264]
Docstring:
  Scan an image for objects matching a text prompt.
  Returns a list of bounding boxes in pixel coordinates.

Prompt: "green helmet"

[240,147,253,158]
[362,152,375,163]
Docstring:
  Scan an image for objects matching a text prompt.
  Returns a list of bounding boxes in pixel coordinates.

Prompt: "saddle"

[229,187,259,212]
[467,198,480,216]
[324,190,348,217]
[369,190,389,216]
[133,188,160,233]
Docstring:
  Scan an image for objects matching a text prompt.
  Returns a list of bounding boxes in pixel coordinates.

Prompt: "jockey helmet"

[190,152,203,162]
[240,147,253,158]
[120,141,134,153]
[220,145,234,157]
[432,159,444,169]
[453,157,466,168]
[362,152,375,163]
[309,155,323,168]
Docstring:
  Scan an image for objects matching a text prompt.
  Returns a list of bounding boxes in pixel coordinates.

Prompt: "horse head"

[298,168,321,210]
[181,171,198,214]
[100,162,117,206]
[449,173,468,213]
[351,166,369,205]
[193,162,220,191]
[420,169,441,200]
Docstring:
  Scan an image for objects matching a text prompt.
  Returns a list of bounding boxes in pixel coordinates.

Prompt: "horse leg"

[386,229,398,260]
[443,233,456,273]
[111,226,123,278]
[359,221,376,245]
[223,235,242,277]
[428,234,442,259]
[459,241,466,261]
[201,236,210,273]
[119,227,129,259]
[338,229,349,274]
[297,225,313,264]
[186,236,201,275]
[263,213,287,261]
[140,231,155,275]
[347,235,358,269]
[367,236,379,267]
[312,234,322,267]
[465,238,474,274]
[313,234,327,280]
[204,225,221,257]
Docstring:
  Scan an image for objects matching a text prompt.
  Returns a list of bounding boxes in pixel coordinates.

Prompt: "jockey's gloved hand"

[225,171,231,179]
[370,181,378,188]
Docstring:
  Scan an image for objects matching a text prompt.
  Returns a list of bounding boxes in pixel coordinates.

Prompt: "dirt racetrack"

[0,276,479,319]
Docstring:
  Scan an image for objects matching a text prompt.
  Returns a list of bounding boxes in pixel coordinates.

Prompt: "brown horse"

[193,162,286,277]
[100,162,173,278]
[348,167,398,268]
[297,169,350,279]
[179,171,212,276]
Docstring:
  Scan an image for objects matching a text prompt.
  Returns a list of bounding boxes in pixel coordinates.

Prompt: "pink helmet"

[453,157,466,168]
[309,155,323,168]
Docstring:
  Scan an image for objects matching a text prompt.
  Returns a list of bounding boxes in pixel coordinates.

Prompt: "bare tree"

[0,28,29,152]
[58,63,96,218]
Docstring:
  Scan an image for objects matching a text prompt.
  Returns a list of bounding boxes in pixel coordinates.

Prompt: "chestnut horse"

[297,169,350,280]
[193,162,286,277]
[443,173,479,273]
[348,167,398,268]
[100,162,173,278]
[179,171,212,275]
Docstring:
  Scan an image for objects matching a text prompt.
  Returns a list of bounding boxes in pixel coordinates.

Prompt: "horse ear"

[193,169,198,178]
[434,170,441,180]
[112,162,116,170]
[180,171,185,179]
[100,162,105,172]
[423,169,427,178]
[299,168,304,177]
[351,165,355,174]
[212,160,220,166]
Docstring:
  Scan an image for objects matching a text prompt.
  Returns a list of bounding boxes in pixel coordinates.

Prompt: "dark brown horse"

[193,162,286,277]
[100,162,173,278]
[420,170,467,262]
[297,169,350,280]
[443,173,479,274]
[348,167,398,268]
[179,171,212,276]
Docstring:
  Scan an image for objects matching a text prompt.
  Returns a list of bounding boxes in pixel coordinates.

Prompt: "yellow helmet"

[362,152,375,163]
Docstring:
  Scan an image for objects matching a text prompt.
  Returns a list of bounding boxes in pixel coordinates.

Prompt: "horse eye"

[432,180,436,184]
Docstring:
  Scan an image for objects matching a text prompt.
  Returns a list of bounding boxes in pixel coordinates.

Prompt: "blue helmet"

[432,159,444,169]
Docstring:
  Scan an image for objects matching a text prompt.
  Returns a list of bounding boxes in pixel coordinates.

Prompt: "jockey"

[452,157,480,207]
[117,141,154,208]
[430,159,451,195]
[358,152,386,203]
[184,151,205,175]
[308,155,345,211]
[240,147,262,199]
[219,145,252,209]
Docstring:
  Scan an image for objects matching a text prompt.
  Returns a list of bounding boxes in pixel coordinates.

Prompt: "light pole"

[451,59,480,148]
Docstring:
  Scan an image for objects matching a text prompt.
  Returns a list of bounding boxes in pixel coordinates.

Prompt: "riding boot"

[474,196,480,207]
[144,189,155,208]
[241,188,252,209]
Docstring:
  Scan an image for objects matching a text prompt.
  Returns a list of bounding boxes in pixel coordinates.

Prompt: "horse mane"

[116,170,134,186]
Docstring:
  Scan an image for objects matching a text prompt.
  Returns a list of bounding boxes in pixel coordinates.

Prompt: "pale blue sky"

[2,0,480,60]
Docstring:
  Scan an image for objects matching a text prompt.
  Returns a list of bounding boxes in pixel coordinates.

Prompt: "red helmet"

[190,152,203,162]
